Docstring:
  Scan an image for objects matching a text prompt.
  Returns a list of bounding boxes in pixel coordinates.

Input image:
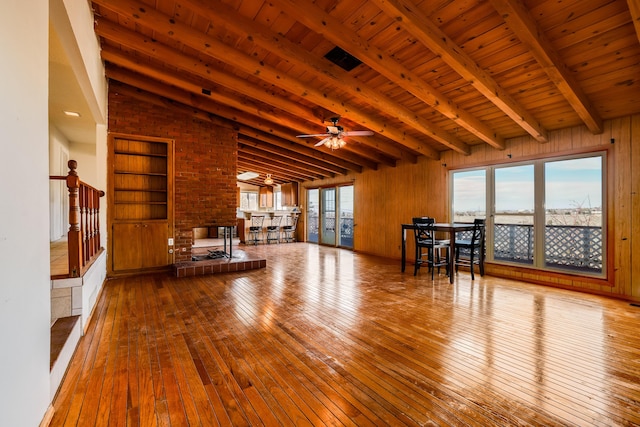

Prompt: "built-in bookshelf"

[109,135,174,274]
[113,138,168,220]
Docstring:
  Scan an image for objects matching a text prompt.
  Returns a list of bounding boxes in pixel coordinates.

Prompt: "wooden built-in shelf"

[114,170,167,176]
[109,134,174,274]
[114,188,167,192]
[114,201,168,205]
[114,150,167,158]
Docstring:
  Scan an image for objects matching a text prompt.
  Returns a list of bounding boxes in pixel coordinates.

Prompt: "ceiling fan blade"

[315,137,331,147]
[296,133,330,138]
[342,130,374,136]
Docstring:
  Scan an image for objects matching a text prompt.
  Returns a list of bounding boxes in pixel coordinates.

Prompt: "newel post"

[66,160,83,277]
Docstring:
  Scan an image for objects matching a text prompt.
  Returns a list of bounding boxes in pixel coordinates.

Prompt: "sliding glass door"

[338,186,354,248]
[307,188,319,243]
[320,187,336,245]
[307,185,354,249]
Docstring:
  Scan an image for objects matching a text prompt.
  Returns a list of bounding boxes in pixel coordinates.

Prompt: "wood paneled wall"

[301,115,640,300]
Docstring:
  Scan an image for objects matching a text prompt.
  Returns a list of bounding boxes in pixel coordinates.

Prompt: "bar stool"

[281,214,298,243]
[248,215,264,245]
[266,215,282,244]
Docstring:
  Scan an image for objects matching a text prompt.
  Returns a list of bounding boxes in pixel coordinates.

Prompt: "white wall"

[51,0,107,124]
[50,0,108,250]
[96,123,108,249]
[69,141,97,185]
[49,125,70,240]
[0,0,52,425]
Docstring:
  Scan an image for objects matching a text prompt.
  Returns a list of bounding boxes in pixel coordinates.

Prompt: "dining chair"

[412,217,450,279]
[454,218,485,280]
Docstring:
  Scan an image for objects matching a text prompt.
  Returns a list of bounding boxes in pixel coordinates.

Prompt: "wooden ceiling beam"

[98,27,407,163]
[237,127,389,172]
[322,140,396,168]
[627,0,640,47]
[237,159,311,183]
[235,129,366,173]
[238,144,333,178]
[105,67,374,172]
[236,160,308,184]
[237,135,345,175]
[92,0,442,159]
[366,0,549,143]
[268,0,499,151]
[237,154,323,181]
[488,0,603,134]
[96,25,320,129]
[181,0,489,152]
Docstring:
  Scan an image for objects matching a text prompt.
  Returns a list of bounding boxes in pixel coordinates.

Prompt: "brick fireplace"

[108,81,238,264]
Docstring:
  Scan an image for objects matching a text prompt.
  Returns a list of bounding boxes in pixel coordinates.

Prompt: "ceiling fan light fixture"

[264,174,274,185]
[324,136,346,150]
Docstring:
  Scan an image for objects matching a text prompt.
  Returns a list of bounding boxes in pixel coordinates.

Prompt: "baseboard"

[39,404,54,427]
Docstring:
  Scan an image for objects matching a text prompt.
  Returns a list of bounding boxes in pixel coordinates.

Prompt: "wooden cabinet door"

[112,222,168,271]
[259,186,273,207]
[141,222,168,268]
[112,223,142,271]
[281,182,298,206]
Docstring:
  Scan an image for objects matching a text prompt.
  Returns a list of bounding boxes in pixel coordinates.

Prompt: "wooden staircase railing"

[50,160,105,277]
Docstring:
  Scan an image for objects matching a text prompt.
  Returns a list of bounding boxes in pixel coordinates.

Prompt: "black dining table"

[401,222,476,283]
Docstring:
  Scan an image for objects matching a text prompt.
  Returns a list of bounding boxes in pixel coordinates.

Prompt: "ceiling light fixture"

[324,136,347,150]
[237,171,259,180]
[264,174,274,185]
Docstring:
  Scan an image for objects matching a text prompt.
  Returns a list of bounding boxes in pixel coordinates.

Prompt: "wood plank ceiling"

[92,0,640,186]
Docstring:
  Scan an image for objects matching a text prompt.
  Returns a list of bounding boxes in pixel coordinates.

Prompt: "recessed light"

[63,110,81,117]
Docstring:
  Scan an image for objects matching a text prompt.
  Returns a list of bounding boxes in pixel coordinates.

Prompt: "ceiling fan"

[296,117,374,149]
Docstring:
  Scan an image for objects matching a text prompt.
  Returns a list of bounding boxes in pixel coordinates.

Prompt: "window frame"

[239,190,258,211]
[450,151,606,279]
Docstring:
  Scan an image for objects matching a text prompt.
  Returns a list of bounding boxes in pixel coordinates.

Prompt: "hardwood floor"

[50,237,69,277]
[51,243,640,426]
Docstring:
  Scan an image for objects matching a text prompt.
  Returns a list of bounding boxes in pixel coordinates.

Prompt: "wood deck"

[50,243,640,426]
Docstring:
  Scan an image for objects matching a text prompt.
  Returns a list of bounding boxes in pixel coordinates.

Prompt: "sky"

[452,156,602,212]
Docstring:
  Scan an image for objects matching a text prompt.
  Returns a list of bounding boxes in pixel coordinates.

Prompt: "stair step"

[50,315,80,370]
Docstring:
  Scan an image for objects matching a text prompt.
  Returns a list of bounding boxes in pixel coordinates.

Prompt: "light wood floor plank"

[51,243,640,426]
[184,278,322,426]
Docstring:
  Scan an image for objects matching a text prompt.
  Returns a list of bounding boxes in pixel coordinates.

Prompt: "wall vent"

[324,46,362,71]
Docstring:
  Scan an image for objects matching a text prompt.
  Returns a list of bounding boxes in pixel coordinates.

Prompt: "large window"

[451,153,605,277]
[239,191,258,211]
[274,190,282,210]
[452,169,486,222]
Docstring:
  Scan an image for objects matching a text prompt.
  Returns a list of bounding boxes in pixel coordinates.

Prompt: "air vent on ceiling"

[324,46,362,71]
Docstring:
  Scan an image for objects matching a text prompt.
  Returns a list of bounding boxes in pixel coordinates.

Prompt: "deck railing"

[491,223,602,273]
[306,214,354,247]
[50,160,105,277]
